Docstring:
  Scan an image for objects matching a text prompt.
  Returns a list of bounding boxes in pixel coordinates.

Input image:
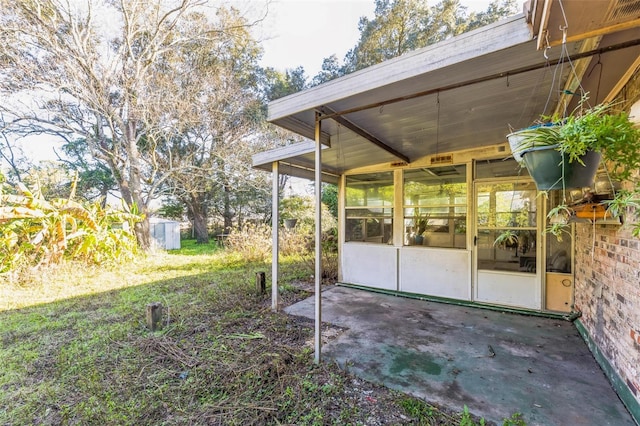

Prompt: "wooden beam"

[548,20,640,48]
[604,54,640,103]
[536,0,553,50]
[318,106,411,164]
[527,0,546,37]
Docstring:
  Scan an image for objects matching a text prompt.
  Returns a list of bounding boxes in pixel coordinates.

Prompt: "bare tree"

[0,135,28,183]
[0,0,265,249]
[142,6,274,243]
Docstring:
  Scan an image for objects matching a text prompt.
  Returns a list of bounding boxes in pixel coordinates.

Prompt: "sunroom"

[254,4,640,314]
[253,3,640,419]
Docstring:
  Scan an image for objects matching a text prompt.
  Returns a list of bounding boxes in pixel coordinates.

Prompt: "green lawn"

[0,243,517,425]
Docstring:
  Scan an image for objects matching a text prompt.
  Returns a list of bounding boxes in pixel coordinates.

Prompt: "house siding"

[573,70,640,411]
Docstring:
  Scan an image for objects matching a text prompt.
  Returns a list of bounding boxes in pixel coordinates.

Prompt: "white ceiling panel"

[253,11,640,180]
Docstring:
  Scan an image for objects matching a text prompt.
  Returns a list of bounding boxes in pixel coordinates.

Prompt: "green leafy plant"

[459,405,485,426]
[547,203,573,221]
[413,209,431,236]
[493,229,518,247]
[399,397,435,418]
[543,202,573,239]
[280,196,308,221]
[512,96,640,173]
[602,190,640,237]
[558,101,640,176]
[0,174,141,278]
[509,124,562,159]
[503,412,527,426]
[512,96,640,231]
[601,190,640,218]
[545,222,572,241]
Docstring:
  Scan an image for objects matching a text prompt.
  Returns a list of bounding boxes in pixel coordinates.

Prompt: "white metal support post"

[272,161,279,311]
[314,113,322,363]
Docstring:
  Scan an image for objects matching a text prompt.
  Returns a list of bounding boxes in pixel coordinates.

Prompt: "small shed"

[150,218,181,250]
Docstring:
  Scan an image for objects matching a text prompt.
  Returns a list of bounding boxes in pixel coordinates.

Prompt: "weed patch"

[0,251,519,425]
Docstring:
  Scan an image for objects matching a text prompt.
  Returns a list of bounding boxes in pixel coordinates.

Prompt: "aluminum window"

[403,165,467,248]
[345,172,394,243]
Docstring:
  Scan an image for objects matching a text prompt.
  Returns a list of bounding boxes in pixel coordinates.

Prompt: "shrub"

[279,228,308,257]
[225,221,339,282]
[283,225,339,282]
[0,175,141,280]
[302,227,339,282]
[225,223,272,263]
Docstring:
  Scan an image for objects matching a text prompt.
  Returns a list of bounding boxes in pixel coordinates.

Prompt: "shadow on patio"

[285,286,634,426]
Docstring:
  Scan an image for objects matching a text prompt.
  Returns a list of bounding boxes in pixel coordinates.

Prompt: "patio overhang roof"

[253,7,640,179]
[529,0,640,49]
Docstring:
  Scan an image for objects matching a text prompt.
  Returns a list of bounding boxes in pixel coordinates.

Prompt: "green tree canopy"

[261,66,309,101]
[310,0,517,84]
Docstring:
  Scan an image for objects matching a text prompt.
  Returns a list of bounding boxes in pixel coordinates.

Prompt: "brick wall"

[573,69,640,407]
[574,223,640,403]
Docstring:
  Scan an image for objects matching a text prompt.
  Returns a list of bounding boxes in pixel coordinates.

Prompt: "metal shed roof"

[253,10,640,179]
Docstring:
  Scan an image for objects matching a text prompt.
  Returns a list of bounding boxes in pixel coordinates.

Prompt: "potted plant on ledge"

[412,210,430,245]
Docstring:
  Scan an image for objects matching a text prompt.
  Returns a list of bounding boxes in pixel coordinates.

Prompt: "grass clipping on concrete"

[0,245,494,425]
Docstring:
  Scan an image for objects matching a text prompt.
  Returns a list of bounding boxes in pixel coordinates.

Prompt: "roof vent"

[606,0,640,21]
[430,154,453,165]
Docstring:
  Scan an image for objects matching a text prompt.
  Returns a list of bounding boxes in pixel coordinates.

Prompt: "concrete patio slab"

[285,286,634,425]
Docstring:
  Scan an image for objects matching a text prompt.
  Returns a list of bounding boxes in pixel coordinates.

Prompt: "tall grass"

[0,247,508,425]
[225,223,338,282]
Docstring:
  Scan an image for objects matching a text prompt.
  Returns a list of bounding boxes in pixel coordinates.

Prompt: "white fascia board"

[252,140,317,167]
[267,14,532,122]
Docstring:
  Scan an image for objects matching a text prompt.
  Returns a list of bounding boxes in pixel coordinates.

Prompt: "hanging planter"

[507,123,557,163]
[521,145,601,191]
[507,99,640,192]
[283,218,298,229]
[507,129,529,163]
[507,97,640,238]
